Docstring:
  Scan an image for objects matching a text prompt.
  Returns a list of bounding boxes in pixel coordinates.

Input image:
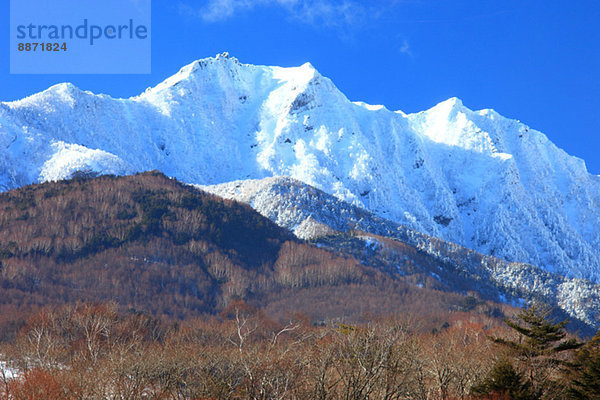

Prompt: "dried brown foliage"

[0,303,505,400]
[0,172,509,341]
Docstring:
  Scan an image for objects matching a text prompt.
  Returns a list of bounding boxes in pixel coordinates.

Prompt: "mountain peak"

[431,96,466,114]
[6,82,83,109]
[445,96,463,106]
[138,53,249,96]
[300,61,316,70]
[215,51,233,60]
[1,54,600,287]
[48,82,79,93]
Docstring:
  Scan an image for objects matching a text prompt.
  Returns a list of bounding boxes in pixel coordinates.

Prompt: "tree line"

[0,302,598,400]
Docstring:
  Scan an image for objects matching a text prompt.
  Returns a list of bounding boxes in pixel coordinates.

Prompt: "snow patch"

[40,142,132,182]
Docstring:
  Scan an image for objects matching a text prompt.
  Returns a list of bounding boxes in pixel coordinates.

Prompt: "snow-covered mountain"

[1,52,599,282]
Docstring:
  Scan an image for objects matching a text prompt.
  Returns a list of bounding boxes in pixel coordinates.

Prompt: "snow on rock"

[1,53,600,283]
[294,216,337,240]
[40,141,132,181]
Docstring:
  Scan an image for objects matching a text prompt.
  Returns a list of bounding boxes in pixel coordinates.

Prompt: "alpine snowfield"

[1,53,599,282]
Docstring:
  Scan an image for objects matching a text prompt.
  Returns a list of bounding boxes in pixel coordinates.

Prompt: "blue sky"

[2,0,600,173]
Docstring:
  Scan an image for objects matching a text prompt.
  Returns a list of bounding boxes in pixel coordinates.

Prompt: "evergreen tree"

[568,331,600,400]
[491,305,583,398]
[472,359,540,400]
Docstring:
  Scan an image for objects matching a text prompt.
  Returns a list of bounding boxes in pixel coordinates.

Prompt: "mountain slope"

[1,53,599,281]
[203,177,600,328]
[0,172,294,318]
[0,173,511,339]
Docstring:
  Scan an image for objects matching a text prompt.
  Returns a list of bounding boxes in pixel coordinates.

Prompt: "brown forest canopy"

[0,172,508,339]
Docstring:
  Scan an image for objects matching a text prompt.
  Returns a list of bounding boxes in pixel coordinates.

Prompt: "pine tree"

[472,358,540,400]
[568,331,600,400]
[491,305,583,397]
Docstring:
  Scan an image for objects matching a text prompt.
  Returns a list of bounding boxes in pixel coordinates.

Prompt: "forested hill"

[0,171,290,320]
[0,172,505,339]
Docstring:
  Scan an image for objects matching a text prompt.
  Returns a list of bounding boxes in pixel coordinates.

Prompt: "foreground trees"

[568,331,600,400]
[0,303,595,400]
[472,359,539,400]
[0,303,496,400]
[476,306,584,400]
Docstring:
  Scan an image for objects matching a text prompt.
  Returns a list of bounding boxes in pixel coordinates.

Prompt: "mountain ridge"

[1,53,599,282]
[202,176,600,328]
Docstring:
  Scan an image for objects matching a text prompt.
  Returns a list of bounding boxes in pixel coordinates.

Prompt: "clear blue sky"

[2,0,600,173]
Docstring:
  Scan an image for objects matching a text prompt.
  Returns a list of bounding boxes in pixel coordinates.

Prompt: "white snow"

[0,361,17,380]
[40,141,132,181]
[359,236,380,250]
